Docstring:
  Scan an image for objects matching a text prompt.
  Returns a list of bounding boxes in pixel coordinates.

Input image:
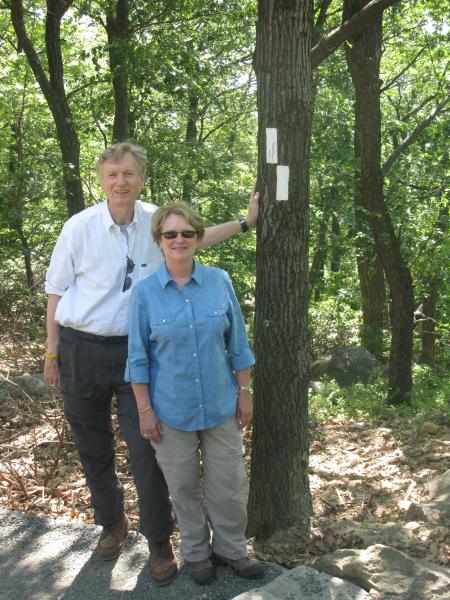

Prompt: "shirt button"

[185,299,190,303]
[189,324,193,328]
[199,404,203,408]
[195,378,199,383]
[193,353,197,357]
[162,319,166,323]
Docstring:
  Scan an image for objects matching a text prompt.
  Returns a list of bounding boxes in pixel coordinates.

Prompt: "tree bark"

[10,0,84,216]
[9,120,34,289]
[420,203,448,367]
[344,0,414,404]
[106,0,130,142]
[248,0,313,542]
[330,212,341,273]
[353,112,386,360]
[182,93,199,203]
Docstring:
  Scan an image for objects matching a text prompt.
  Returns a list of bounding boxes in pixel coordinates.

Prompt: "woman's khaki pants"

[152,416,248,562]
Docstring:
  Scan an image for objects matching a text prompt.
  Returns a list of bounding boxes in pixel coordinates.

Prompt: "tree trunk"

[309,212,328,301]
[344,0,414,404]
[106,0,130,142]
[420,284,437,368]
[182,93,199,204]
[11,0,84,216]
[9,121,34,289]
[248,0,313,542]
[420,203,448,367]
[330,212,341,273]
[353,107,386,360]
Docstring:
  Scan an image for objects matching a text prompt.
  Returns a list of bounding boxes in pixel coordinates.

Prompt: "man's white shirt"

[45,200,164,336]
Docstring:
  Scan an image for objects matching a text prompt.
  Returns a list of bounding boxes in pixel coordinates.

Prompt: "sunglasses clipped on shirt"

[160,230,197,239]
[122,256,135,292]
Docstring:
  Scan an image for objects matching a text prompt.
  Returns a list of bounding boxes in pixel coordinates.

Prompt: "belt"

[62,327,128,344]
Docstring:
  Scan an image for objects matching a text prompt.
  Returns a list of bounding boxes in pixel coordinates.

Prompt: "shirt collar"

[102,199,140,230]
[156,260,203,288]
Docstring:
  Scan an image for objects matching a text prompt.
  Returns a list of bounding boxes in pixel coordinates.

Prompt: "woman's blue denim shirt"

[125,261,255,431]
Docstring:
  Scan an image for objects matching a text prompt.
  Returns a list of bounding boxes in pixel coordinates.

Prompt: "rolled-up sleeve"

[125,285,152,383]
[223,272,255,371]
[45,224,76,295]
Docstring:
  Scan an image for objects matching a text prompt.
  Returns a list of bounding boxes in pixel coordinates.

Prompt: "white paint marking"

[266,128,278,164]
[276,165,289,201]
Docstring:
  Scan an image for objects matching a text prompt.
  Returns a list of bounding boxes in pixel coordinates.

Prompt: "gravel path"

[0,510,285,600]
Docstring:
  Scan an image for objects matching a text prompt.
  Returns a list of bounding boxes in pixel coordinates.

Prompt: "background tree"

[10,0,84,216]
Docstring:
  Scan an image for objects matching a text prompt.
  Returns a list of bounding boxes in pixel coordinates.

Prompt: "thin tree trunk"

[11,0,84,216]
[9,119,34,289]
[248,0,313,542]
[420,203,448,367]
[330,212,341,273]
[344,0,414,403]
[309,212,328,301]
[106,0,130,142]
[182,93,199,203]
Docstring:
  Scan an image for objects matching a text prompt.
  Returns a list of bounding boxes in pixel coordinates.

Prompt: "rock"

[232,564,370,600]
[358,524,413,547]
[0,374,54,404]
[313,544,450,599]
[419,422,440,435]
[402,502,425,522]
[347,421,369,432]
[311,347,386,387]
[422,470,450,522]
[309,380,324,394]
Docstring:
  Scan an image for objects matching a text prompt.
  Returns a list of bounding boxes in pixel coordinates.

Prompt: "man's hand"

[245,186,260,228]
[44,358,60,387]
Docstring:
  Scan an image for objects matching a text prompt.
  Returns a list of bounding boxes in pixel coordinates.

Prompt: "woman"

[125,202,264,585]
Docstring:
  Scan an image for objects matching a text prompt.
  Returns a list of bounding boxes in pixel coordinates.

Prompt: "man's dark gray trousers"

[58,326,173,542]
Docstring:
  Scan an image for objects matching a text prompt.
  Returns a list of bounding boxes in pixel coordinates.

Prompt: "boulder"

[0,374,54,403]
[313,544,450,599]
[232,564,370,600]
[422,470,450,522]
[311,347,385,387]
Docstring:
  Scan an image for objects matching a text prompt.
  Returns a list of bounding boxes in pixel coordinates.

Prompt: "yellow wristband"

[44,353,58,360]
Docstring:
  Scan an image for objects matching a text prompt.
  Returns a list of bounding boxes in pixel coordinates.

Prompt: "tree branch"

[10,0,53,101]
[380,46,426,93]
[311,0,400,69]
[383,94,450,175]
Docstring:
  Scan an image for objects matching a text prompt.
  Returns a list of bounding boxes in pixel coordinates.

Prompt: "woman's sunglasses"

[160,230,197,239]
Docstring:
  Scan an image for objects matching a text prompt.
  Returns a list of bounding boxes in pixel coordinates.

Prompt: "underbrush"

[309,365,450,425]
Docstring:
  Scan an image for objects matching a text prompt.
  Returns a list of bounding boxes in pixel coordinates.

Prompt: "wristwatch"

[238,218,249,233]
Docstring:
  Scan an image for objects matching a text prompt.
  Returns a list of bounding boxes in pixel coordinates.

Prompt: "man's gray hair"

[96,142,147,175]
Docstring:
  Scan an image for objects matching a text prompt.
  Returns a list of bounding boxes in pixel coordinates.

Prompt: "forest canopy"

[0,0,448,403]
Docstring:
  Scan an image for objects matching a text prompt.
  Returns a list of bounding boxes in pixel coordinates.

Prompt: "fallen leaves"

[0,390,449,570]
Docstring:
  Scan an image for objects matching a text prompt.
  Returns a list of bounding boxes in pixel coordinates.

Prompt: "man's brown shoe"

[212,553,264,579]
[148,539,178,586]
[96,514,129,560]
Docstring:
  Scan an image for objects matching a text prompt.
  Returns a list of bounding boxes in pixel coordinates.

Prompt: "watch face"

[240,219,249,232]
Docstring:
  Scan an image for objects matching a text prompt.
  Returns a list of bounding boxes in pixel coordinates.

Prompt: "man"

[44,142,258,586]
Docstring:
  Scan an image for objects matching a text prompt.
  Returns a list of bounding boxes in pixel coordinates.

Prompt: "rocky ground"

[0,374,449,596]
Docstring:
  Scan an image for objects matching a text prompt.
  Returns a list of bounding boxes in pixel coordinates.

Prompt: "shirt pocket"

[149,313,177,342]
[204,306,227,318]
[204,306,229,337]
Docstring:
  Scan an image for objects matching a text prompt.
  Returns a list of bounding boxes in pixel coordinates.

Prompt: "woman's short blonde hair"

[152,202,205,244]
